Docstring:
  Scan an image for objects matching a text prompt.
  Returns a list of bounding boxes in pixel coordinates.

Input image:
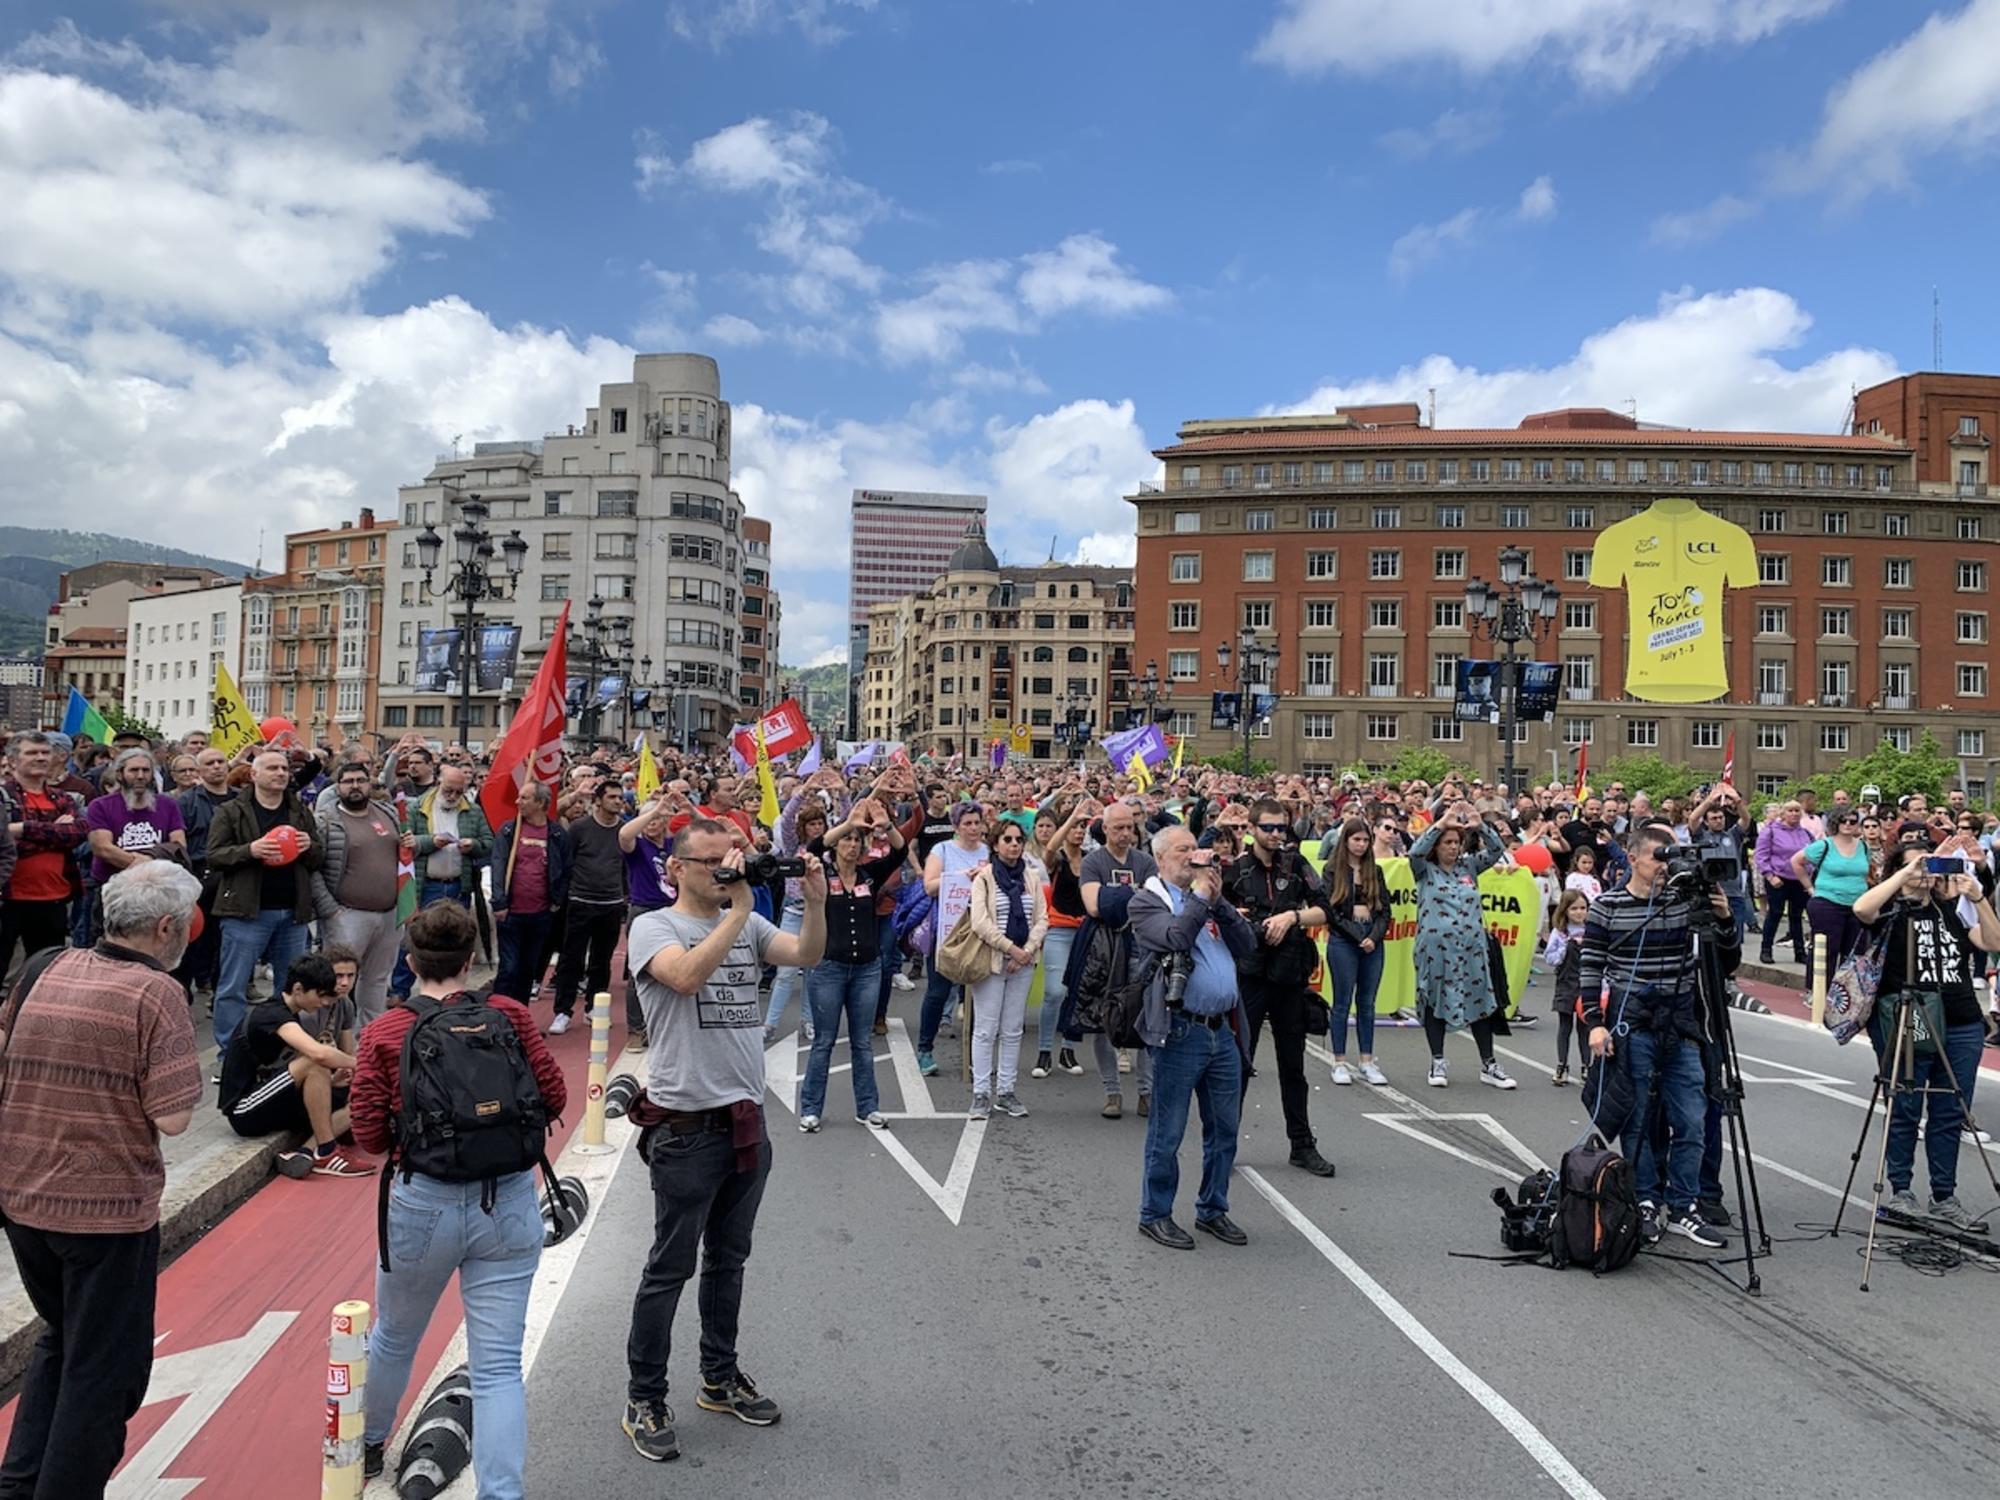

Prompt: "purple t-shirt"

[624,835,671,910]
[85,793,186,885]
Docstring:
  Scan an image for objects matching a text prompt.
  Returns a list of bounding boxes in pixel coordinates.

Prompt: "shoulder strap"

[0,944,70,1077]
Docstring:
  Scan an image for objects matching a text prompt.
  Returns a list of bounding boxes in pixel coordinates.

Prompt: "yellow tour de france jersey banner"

[1588,497,1758,703]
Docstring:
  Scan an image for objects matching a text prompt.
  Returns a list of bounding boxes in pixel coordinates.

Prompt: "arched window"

[940,645,955,663]
[1032,646,1054,663]
[1067,646,1088,663]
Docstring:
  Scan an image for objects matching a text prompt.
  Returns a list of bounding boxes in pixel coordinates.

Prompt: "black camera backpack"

[1549,1134,1643,1274]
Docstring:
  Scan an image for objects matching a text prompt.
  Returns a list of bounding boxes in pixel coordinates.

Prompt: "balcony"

[1756,691,1791,706]
[1882,693,1912,711]
[1958,484,1989,499]
[1366,683,1400,698]
[1565,686,1594,701]
[1819,692,1849,708]
[1431,685,1455,699]
[1304,683,1337,698]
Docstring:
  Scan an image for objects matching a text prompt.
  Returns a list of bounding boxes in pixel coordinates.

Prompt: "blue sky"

[4,1,1998,664]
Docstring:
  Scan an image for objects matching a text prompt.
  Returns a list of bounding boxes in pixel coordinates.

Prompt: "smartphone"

[1925,855,1960,875]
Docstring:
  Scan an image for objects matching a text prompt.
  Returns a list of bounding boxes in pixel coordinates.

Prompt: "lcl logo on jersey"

[1685,539,1721,559]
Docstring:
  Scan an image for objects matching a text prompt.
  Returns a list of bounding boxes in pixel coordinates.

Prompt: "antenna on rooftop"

[1426,387,1436,428]
[254,526,265,574]
[1625,398,1638,425]
[1049,533,1058,563]
[1933,286,1944,371]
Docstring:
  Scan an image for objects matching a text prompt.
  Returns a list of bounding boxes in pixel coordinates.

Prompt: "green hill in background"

[0,528,254,657]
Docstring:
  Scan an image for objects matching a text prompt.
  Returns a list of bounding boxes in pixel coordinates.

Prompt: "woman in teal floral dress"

[1409,802,1518,1091]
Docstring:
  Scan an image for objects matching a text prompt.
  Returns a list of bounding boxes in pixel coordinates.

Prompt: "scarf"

[991,852,1030,946]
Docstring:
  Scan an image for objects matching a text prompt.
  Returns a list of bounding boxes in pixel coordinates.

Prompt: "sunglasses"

[1255,822,1288,834]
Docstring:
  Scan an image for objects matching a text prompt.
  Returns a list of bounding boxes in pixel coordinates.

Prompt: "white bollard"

[321,1299,370,1499]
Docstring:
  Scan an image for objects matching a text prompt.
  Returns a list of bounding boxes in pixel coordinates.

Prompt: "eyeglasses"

[1255,822,1288,834]
[1862,821,1881,829]
[1959,822,1979,831]
[677,855,729,868]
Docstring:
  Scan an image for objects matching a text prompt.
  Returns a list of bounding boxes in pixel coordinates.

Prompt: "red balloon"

[186,906,205,943]
[261,824,305,866]
[1512,841,1554,875]
[259,715,298,745]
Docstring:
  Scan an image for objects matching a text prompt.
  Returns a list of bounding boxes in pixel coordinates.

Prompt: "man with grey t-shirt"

[619,817,826,1464]
[1079,802,1158,1116]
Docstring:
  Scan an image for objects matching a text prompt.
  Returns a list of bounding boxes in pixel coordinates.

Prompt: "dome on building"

[945,516,999,574]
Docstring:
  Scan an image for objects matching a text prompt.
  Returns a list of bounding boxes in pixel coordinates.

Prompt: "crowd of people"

[3,718,1999,1496]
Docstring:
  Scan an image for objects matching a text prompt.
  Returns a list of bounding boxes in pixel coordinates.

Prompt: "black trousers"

[1759,878,1808,961]
[0,899,68,992]
[553,900,625,1015]
[0,1217,160,1499]
[624,902,666,1033]
[626,1120,771,1401]
[170,867,221,996]
[1239,973,1316,1149]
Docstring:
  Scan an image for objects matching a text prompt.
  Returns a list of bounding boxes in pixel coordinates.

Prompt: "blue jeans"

[494,910,553,1000]
[1881,1018,1985,1202]
[364,1171,540,1500]
[1037,927,1075,1052]
[214,908,309,1058]
[919,962,957,1051]
[800,960,882,1119]
[1726,894,1751,944]
[1141,1013,1243,1225]
[762,900,807,1031]
[1326,938,1384,1056]
[390,880,472,1000]
[1620,1030,1706,1212]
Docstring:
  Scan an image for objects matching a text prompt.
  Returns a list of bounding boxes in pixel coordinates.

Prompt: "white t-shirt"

[627,905,779,1110]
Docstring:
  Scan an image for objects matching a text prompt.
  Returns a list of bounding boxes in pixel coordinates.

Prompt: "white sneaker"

[546,1013,572,1036]
[1117,1050,1134,1075]
[1427,1058,1449,1087]
[1330,1061,1354,1086]
[856,1111,890,1130]
[1480,1060,1518,1090]
[1359,1060,1388,1086]
[891,972,915,991]
[799,1114,821,1133]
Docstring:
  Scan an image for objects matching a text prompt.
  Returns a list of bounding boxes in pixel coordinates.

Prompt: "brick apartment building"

[1129,373,2000,798]
[240,509,391,748]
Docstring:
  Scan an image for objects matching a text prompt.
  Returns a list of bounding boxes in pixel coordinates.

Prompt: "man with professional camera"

[1128,826,1260,1250]
[1224,796,1336,1177]
[1580,828,1740,1249]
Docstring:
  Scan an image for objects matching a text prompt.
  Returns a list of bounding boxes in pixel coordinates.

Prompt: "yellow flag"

[1171,733,1185,773]
[634,735,661,803]
[754,719,781,828]
[1009,722,1031,754]
[1126,750,1152,793]
[211,662,263,756]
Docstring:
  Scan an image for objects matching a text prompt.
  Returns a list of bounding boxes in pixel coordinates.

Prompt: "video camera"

[1660,843,1739,899]
[711,853,809,885]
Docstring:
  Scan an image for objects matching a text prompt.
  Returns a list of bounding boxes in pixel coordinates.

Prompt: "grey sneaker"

[969,1094,991,1121]
[622,1397,680,1461]
[1927,1196,1991,1234]
[1882,1189,1920,1219]
[995,1092,1028,1118]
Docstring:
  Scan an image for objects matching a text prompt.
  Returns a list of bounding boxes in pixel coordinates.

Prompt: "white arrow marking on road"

[1362,1113,1534,1182]
[875,1117,988,1225]
[108,1311,297,1500]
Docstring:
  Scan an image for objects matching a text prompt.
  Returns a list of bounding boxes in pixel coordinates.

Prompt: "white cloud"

[875,260,1024,364]
[1387,207,1485,280]
[981,158,1043,175]
[1650,192,1761,245]
[951,354,1051,396]
[700,313,769,347]
[1783,0,2000,196]
[984,399,1159,552]
[683,112,836,193]
[1273,287,1898,434]
[1377,106,1502,160]
[1517,175,1558,222]
[1255,0,1837,92]
[1017,234,1173,318]
[667,0,880,50]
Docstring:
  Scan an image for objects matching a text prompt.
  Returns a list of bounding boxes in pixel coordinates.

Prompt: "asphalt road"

[515,976,2000,1500]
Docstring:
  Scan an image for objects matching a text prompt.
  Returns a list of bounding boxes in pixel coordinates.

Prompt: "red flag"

[1572,739,1588,802]
[481,602,571,834]
[729,697,812,766]
[1721,730,1736,788]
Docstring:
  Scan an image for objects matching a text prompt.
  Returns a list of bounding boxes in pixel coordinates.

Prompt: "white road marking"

[109,1313,298,1500]
[875,1118,989,1225]
[1242,1166,1607,1500]
[1362,1113,1519,1181]
[884,1017,939,1118]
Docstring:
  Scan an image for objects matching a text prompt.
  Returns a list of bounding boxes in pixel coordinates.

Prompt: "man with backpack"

[349,900,568,1490]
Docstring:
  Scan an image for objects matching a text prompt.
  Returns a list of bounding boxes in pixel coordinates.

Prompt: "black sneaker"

[1639,1200,1664,1246]
[1030,1050,1053,1079]
[1665,1206,1727,1248]
[697,1371,781,1426]
[1510,1012,1539,1029]
[1696,1198,1732,1228]
[363,1440,386,1479]
[1057,1047,1084,1075]
[622,1396,680,1461]
[1289,1145,1337,1178]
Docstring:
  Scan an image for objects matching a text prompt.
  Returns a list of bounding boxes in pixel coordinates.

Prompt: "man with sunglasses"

[1223,798,1336,1178]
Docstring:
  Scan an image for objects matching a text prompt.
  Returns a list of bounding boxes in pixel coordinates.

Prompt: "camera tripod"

[1831,980,2000,1291]
[1691,917,1772,1294]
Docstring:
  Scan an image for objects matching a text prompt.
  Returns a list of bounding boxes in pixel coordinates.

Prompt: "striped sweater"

[1577,883,1740,1039]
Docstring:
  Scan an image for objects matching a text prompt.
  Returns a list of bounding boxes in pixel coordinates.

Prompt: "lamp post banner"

[415,628,460,694]
[475,625,521,692]
[1516,661,1560,721]
[1454,660,1499,722]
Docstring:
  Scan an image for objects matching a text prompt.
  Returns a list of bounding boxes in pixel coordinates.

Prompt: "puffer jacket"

[310,797,404,922]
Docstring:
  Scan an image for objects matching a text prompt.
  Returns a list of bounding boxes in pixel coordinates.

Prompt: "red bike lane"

[0,1011,630,1497]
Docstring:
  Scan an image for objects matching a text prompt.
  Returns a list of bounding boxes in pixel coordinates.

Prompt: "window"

[1845,465,1864,489]
[1883,661,1913,697]
[1251,466,1272,489]
[1876,465,1895,491]
[1306,550,1337,579]
[1180,464,1200,487]
[1174,512,1201,533]
[1242,600,1273,630]
[1757,508,1787,533]
[1368,599,1402,629]
[597,491,637,518]
[1878,512,1909,539]
[1307,506,1337,530]
[1372,505,1402,529]
[593,573,635,600]
[1431,714,1464,742]
[1437,460,1459,483]
[1369,549,1401,580]
[1884,557,1913,589]
[1814,464,1834,486]
[1281,462,1302,485]
[1169,602,1200,631]
[1820,724,1849,753]
[1627,719,1659,748]
[1466,459,1489,482]
[1826,662,1858,704]
[1303,653,1336,694]
[1374,460,1396,483]
[1567,506,1595,529]
[1623,459,1645,482]
[1244,551,1275,582]
[1882,726,1913,752]
[1594,460,1615,483]
[1958,663,1988,697]
[1757,605,1789,636]
[1405,461,1427,482]
[1170,553,1201,582]
[381,705,408,728]
[1961,415,1983,436]
[1221,465,1242,487]
[1302,712,1337,740]
[1756,723,1787,752]
[1819,607,1851,638]
[1433,599,1465,629]
[1563,717,1595,746]
[1562,654,1594,696]
[1960,515,1983,541]
[1822,510,1849,535]
[1167,651,1199,680]
[1531,459,1553,481]
[1501,504,1531,529]
[1502,459,1523,482]
[1821,555,1851,587]
[540,574,570,601]
[1564,459,1584,482]
[1721,461,1742,484]
[1758,554,1790,585]
[1033,613,1056,630]
[1757,659,1789,698]
[1563,600,1596,631]
[1366,652,1400,691]
[1690,721,1723,750]
[1752,462,1772,484]
[596,533,637,559]
[1245,508,1274,531]
[1431,653,1458,693]
[1343,460,1365,483]
[1957,730,1986,757]
[1753,773,1787,797]
[1882,608,1912,640]
[1366,714,1400,741]
[1436,504,1465,529]
[1434,548,1466,580]
[1313,462,1334,483]
[1305,599,1338,629]
[1563,548,1592,582]
[1959,561,1987,592]
[1690,460,1710,485]
[415,705,444,728]
[1958,612,1988,644]
[1657,460,1679,482]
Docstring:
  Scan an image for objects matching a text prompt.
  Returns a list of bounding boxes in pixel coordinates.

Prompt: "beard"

[121,786,156,811]
[340,790,371,809]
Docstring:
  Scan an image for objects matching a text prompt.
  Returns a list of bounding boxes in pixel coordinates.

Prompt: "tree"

[101,704,164,743]
[1595,752,1705,803]
[1196,750,1276,777]
[1775,730,1956,812]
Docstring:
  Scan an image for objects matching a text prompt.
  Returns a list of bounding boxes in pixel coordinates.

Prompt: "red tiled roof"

[1157,426,1907,457]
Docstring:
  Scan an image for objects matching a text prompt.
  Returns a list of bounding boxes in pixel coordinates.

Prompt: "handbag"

[935,881,991,986]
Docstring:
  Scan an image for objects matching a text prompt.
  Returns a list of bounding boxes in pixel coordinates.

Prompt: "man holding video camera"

[1580,827,1740,1249]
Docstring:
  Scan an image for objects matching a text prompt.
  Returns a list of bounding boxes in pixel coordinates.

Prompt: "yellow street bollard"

[322,1299,370,1499]
[578,996,614,1154]
[1810,933,1828,1028]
